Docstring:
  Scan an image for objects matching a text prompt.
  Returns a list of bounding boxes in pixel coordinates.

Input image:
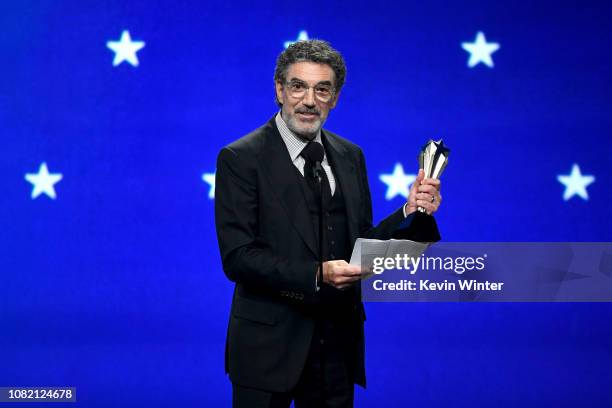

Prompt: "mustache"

[295,108,320,115]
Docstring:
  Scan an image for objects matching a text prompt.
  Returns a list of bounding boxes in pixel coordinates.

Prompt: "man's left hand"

[405,169,442,215]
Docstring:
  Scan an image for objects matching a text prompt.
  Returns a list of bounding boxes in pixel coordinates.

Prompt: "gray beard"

[284,114,322,141]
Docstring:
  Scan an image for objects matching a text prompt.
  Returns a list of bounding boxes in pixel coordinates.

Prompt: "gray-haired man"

[215,39,441,407]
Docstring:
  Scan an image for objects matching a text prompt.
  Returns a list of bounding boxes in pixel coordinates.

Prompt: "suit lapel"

[260,119,319,258]
[322,130,359,243]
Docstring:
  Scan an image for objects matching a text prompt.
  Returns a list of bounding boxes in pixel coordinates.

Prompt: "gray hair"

[274,39,346,105]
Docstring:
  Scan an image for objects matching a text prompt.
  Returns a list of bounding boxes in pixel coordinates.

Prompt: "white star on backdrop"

[462,31,500,68]
[379,163,416,200]
[25,162,63,200]
[107,30,145,67]
[284,30,309,49]
[202,172,215,199]
[557,164,595,201]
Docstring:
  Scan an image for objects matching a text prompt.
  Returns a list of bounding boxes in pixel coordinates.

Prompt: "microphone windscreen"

[301,142,324,163]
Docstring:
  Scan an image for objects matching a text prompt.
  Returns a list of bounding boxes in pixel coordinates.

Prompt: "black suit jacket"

[215,116,440,393]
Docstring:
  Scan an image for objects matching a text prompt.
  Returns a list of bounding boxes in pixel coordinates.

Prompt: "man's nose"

[302,87,316,107]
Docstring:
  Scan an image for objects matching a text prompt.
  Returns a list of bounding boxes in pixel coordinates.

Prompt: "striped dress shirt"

[275,112,336,196]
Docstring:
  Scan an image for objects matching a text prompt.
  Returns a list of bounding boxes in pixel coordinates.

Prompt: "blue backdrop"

[2,1,611,406]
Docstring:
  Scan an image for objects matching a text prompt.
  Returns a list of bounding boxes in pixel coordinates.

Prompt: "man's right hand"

[322,260,362,290]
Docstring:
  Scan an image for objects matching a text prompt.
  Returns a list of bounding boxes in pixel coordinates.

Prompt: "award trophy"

[417,139,450,213]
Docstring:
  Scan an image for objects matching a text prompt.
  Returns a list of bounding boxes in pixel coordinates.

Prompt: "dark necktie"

[300,141,332,204]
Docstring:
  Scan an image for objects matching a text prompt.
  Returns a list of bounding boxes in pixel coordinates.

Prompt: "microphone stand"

[313,160,326,404]
[314,161,324,289]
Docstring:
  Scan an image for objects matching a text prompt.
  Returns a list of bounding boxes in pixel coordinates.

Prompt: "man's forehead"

[286,61,335,83]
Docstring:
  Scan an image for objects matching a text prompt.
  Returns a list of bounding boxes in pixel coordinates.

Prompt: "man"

[215,40,441,407]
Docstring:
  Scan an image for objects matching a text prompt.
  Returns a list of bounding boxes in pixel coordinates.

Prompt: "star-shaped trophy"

[417,139,450,213]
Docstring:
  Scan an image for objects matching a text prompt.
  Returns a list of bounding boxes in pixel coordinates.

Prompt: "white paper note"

[349,238,431,279]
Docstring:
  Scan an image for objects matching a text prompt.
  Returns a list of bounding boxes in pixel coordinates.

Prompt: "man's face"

[275,61,340,139]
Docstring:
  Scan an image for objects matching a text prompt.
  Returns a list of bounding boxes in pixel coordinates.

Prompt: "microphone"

[301,142,325,181]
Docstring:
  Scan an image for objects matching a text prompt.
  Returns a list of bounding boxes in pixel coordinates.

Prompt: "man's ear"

[275,81,284,105]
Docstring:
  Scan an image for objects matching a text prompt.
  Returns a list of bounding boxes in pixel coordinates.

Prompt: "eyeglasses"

[284,80,335,103]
